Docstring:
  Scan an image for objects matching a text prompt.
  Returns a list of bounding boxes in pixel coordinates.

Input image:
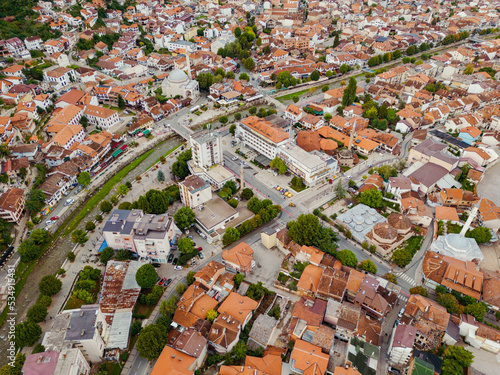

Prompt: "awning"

[142,129,151,136]
[112,149,123,157]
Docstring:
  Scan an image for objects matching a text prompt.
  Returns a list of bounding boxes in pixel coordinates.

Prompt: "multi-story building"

[21,349,91,375]
[0,188,24,223]
[84,105,119,129]
[388,324,417,366]
[277,143,337,186]
[190,130,222,170]
[5,37,29,58]
[24,36,44,50]
[180,174,212,209]
[43,67,77,89]
[236,116,290,160]
[102,209,178,263]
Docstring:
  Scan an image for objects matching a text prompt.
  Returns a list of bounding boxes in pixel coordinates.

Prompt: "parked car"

[152,263,161,268]
[65,198,74,206]
[164,278,172,287]
[288,203,296,207]
[398,307,405,318]
[172,258,178,265]
[198,252,204,259]
[187,236,194,239]
[388,367,401,375]
[50,216,59,221]
[196,247,202,251]
[46,220,53,226]
[232,156,238,161]
[167,254,174,263]
[174,265,183,270]
[159,277,167,285]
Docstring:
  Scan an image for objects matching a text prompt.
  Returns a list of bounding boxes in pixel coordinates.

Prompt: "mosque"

[162,49,200,100]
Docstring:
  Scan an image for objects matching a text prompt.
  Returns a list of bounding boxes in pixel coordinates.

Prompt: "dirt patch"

[479,243,500,272]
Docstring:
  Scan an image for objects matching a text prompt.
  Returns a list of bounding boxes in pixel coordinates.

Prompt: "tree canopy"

[136,264,157,289]
[77,172,91,186]
[174,207,196,230]
[38,275,62,296]
[358,189,383,208]
[337,250,358,268]
[136,324,168,361]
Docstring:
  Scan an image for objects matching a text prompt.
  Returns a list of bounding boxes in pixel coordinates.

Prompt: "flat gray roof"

[106,312,132,349]
[337,204,386,243]
[196,195,238,232]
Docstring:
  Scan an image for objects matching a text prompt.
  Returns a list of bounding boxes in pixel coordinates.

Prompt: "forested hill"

[0,0,61,41]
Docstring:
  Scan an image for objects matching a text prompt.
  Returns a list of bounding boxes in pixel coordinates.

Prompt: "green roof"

[411,358,434,375]
[142,129,151,135]
[112,149,123,157]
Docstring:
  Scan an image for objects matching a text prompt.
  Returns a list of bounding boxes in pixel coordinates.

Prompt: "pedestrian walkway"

[396,272,417,286]
[398,294,409,303]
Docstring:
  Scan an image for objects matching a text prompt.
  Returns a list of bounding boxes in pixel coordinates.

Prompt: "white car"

[46,220,53,226]
[232,156,238,161]
[174,266,183,271]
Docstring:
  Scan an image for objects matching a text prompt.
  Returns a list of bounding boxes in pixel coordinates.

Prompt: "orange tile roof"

[218,292,258,320]
[435,206,459,222]
[151,345,196,375]
[290,340,329,374]
[297,264,323,293]
[190,294,219,320]
[244,354,282,375]
[460,126,481,139]
[222,242,254,270]
[240,116,289,144]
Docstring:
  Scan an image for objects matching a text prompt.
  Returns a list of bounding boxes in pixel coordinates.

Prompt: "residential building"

[0,188,24,223]
[290,339,329,374]
[218,292,258,327]
[247,314,277,350]
[388,324,417,365]
[194,261,225,290]
[151,345,201,375]
[102,209,178,263]
[84,105,119,129]
[43,67,76,89]
[222,242,254,275]
[236,116,290,159]
[276,143,337,186]
[190,130,223,170]
[179,174,212,209]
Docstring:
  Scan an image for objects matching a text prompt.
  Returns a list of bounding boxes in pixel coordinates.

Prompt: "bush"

[67,251,76,262]
[409,286,429,297]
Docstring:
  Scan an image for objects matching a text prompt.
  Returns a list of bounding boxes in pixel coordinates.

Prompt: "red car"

[196,247,203,251]
[50,216,59,221]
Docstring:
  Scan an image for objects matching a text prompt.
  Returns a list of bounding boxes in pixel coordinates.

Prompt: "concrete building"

[388,324,417,366]
[336,204,386,244]
[190,130,223,170]
[102,210,178,263]
[0,187,24,223]
[180,174,212,208]
[161,69,199,100]
[236,116,290,160]
[277,143,338,186]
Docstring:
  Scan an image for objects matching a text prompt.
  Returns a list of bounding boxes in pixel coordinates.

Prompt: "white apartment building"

[43,67,76,89]
[84,105,120,129]
[190,131,223,170]
[5,37,30,58]
[102,209,178,263]
[388,324,417,366]
[25,36,44,50]
[0,188,25,224]
[277,143,337,186]
[180,174,212,208]
[236,116,290,160]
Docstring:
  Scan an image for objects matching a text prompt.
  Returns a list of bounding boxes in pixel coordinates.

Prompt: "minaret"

[240,164,245,189]
[460,199,481,237]
[185,47,192,79]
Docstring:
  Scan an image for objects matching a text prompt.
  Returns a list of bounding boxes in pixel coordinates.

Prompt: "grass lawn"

[64,149,155,236]
[276,89,310,102]
[133,303,154,319]
[100,362,122,375]
[103,104,122,111]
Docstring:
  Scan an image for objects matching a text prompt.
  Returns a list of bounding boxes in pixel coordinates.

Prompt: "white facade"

[190,132,223,170]
[180,175,212,208]
[235,120,289,160]
[54,349,91,375]
[84,105,119,129]
[277,143,337,186]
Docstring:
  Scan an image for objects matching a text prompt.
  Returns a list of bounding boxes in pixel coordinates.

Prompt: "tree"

[27,304,48,323]
[310,70,320,81]
[71,229,88,244]
[436,293,460,314]
[333,33,340,48]
[206,309,219,322]
[77,171,91,186]
[18,239,39,263]
[30,228,49,245]
[117,94,126,109]
[136,264,157,289]
[269,157,288,174]
[66,251,76,262]
[32,343,46,354]
[334,180,346,199]
[157,170,165,182]
[100,247,114,265]
[223,227,240,246]
[160,296,178,317]
[110,195,119,206]
[239,72,249,81]
[99,200,112,213]
[464,302,487,322]
[342,77,357,107]
[26,189,46,214]
[243,58,255,71]
[441,346,474,375]
[340,64,349,74]
[229,124,236,135]
[186,271,196,286]
[383,272,397,284]
[232,341,248,362]
[39,275,62,296]
[241,188,254,200]
[117,184,129,196]
[358,189,383,208]
[85,221,96,231]
[14,321,42,349]
[292,96,299,103]
[95,214,103,222]
[409,286,429,297]
[176,282,187,295]
[79,115,88,128]
[178,238,195,254]
[115,249,133,261]
[174,207,196,230]
[136,324,168,361]
[358,259,377,274]
[337,250,358,267]
[234,273,245,289]
[466,227,492,244]
[288,214,322,245]
[228,199,238,208]
[131,320,142,336]
[322,85,330,93]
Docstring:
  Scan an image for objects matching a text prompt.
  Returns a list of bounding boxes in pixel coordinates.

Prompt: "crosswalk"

[395,272,417,286]
[398,294,409,303]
